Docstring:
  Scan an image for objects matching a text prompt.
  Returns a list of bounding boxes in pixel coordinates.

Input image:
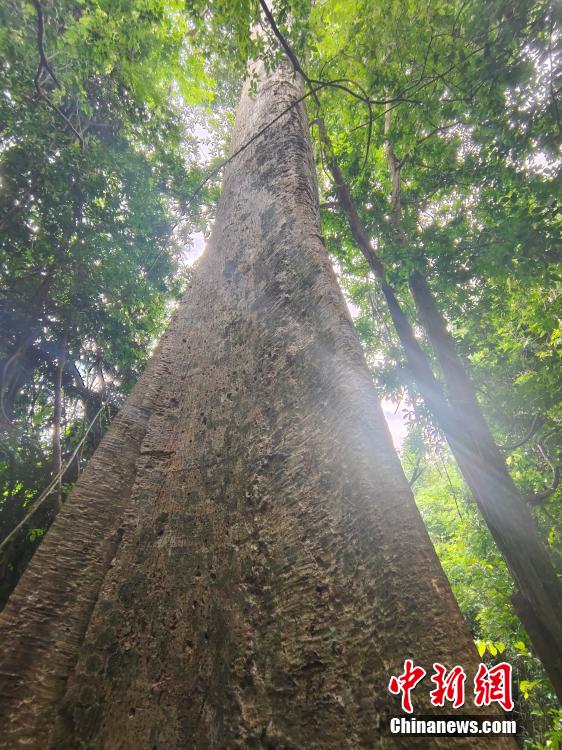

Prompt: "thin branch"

[34,91,85,150]
[31,0,61,89]
[31,0,84,150]
[407,455,425,488]
[259,1,375,171]
[525,443,560,506]
[259,0,307,81]
[408,120,463,156]
[500,414,544,452]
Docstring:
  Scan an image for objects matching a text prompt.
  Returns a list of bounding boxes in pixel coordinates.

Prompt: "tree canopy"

[1,0,560,745]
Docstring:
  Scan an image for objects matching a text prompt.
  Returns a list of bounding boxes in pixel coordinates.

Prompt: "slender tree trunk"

[384,118,562,698]
[407,268,562,699]
[0,66,514,749]
[316,118,460,429]
[0,275,52,428]
[319,116,562,701]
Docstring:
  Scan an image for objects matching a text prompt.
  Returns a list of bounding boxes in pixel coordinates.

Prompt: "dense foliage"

[0,0,215,600]
[1,0,560,745]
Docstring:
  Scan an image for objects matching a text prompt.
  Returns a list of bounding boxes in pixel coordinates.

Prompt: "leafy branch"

[31,0,84,149]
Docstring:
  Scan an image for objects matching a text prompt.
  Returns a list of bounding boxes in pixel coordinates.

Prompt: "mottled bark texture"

[0,65,513,749]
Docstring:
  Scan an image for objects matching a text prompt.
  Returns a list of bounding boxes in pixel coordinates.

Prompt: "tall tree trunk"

[0,65,513,749]
[319,116,562,701]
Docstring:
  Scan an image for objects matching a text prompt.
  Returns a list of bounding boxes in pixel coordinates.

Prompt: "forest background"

[0,0,560,745]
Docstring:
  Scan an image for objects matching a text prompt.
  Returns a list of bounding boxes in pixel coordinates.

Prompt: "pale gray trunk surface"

[0,66,513,749]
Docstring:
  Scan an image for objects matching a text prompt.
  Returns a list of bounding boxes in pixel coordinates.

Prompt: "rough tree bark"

[0,66,514,749]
